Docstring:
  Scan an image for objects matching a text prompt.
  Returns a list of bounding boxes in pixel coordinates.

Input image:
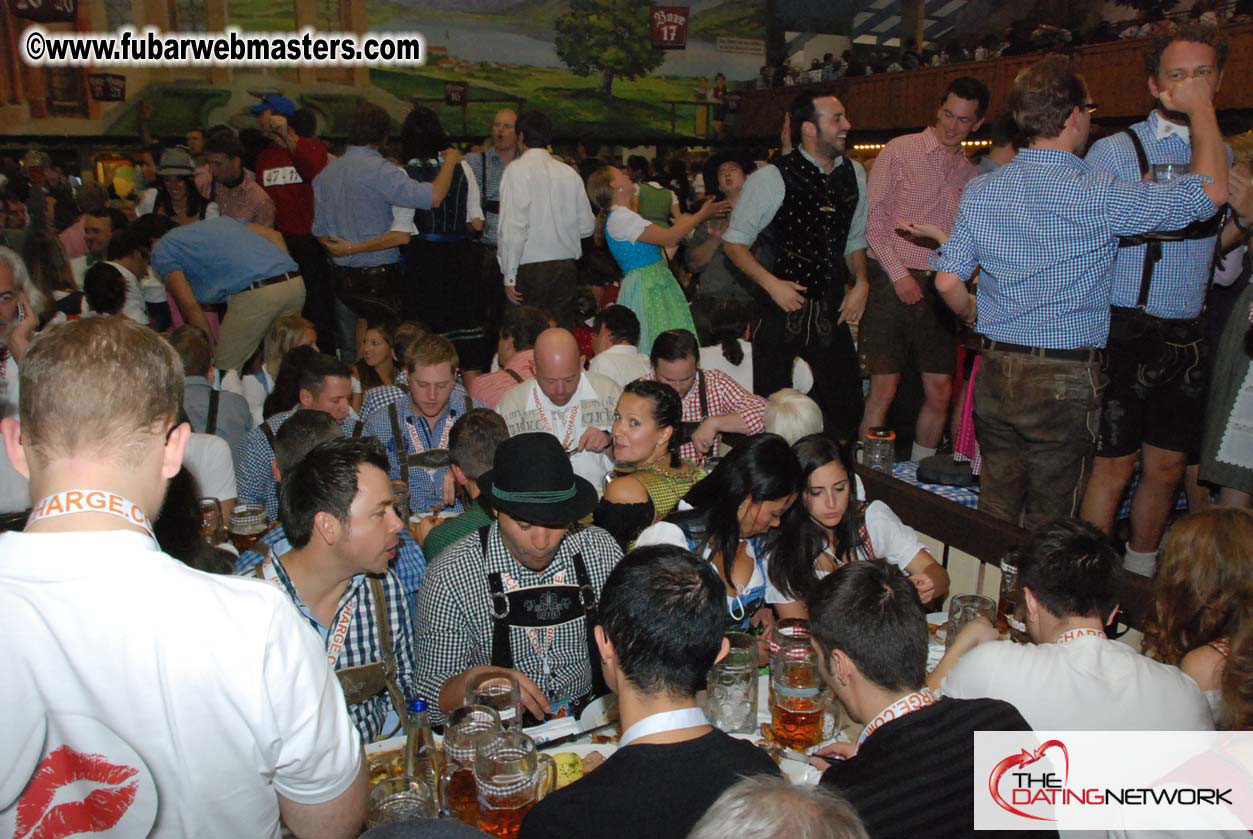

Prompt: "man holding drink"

[519,544,780,839]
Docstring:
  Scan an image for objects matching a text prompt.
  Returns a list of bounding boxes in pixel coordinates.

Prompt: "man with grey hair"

[686,775,868,839]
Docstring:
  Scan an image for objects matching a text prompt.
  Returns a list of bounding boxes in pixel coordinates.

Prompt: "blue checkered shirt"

[933,148,1217,349]
[466,148,509,246]
[1085,112,1230,319]
[233,533,419,743]
[359,383,484,515]
[236,522,427,617]
[234,409,363,521]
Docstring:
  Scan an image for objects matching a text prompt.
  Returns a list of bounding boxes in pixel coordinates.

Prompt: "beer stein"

[441,704,503,826]
[474,729,556,839]
[770,640,824,751]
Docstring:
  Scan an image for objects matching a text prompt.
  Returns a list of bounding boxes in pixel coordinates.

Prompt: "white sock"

[1122,544,1157,577]
[911,443,937,461]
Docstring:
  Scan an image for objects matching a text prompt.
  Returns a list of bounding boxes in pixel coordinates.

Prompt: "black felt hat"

[478,433,598,527]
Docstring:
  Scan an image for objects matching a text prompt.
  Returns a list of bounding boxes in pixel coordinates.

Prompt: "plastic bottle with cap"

[404,699,442,810]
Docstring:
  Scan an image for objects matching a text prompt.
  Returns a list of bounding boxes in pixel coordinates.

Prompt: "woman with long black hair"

[637,433,802,633]
[761,434,949,618]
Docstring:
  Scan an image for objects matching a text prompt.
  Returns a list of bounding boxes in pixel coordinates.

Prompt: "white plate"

[540,743,615,761]
[577,695,618,730]
[728,732,824,784]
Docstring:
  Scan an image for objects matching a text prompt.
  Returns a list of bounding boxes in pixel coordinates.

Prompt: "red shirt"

[254,137,329,236]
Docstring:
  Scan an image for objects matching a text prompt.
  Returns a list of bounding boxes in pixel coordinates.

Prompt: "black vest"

[404,158,469,236]
[758,150,859,300]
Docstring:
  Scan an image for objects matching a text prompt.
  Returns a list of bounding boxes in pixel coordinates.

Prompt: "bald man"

[497,328,621,488]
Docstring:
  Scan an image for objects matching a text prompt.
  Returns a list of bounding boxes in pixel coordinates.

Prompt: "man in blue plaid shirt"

[934,55,1227,531]
[1079,25,1252,576]
[236,409,427,615]
[237,435,419,744]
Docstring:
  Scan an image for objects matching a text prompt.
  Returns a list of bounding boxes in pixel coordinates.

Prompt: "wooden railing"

[734,21,1253,140]
[857,466,1154,631]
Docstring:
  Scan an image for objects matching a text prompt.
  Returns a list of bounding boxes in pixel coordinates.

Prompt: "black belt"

[247,271,300,292]
[336,263,399,276]
[979,338,1103,363]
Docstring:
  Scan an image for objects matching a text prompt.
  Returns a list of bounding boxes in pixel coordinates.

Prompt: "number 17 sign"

[650,4,689,51]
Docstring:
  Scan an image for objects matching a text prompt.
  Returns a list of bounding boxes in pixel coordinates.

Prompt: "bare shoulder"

[603,474,649,505]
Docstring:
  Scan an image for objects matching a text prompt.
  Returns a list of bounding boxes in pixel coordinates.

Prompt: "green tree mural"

[554,0,667,97]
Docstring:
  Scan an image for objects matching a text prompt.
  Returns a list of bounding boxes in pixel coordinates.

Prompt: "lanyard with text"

[406,413,452,458]
[619,707,710,748]
[533,386,580,452]
[27,490,156,544]
[857,687,938,749]
[1054,627,1107,645]
[259,557,357,668]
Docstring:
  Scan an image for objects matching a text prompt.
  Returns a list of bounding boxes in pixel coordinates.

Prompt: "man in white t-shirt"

[0,317,366,838]
[929,518,1212,732]
[587,305,650,389]
[498,328,619,489]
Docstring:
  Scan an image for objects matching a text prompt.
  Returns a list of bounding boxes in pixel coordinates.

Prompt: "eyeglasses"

[1081,102,1099,114]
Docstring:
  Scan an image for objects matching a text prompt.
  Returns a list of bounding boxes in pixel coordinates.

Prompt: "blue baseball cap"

[249,95,296,117]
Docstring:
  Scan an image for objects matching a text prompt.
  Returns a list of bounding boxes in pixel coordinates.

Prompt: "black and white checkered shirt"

[414,522,623,726]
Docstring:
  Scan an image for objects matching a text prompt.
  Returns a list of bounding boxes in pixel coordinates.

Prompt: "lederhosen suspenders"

[504,368,524,384]
[681,369,749,450]
[205,389,219,436]
[1115,128,1226,309]
[386,400,452,487]
[480,526,608,701]
[255,551,410,737]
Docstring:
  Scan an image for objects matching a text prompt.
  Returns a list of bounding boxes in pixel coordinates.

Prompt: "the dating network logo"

[989,739,1069,821]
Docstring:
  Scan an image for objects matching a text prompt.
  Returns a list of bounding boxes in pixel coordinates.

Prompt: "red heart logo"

[988,739,1069,822]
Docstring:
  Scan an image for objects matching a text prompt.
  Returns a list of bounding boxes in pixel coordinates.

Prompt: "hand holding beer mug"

[442,704,503,826]
[474,729,556,839]
[771,639,824,751]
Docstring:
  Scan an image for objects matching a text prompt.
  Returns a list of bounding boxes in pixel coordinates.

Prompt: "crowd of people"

[1,18,1252,839]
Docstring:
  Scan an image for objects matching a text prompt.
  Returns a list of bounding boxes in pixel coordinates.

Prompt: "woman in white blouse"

[761,434,949,619]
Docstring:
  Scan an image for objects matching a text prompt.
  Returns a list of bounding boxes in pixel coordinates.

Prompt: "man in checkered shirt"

[933,55,1227,531]
[414,433,623,727]
[235,353,358,521]
[238,436,418,744]
[645,328,766,466]
[861,77,990,461]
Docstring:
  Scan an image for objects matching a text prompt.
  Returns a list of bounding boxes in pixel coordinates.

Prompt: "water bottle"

[404,699,442,812]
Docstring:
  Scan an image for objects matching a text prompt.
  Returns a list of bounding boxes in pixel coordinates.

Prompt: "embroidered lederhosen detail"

[481,527,607,708]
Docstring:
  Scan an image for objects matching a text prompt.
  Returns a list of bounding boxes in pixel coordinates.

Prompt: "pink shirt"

[59,217,88,259]
[469,349,536,410]
[866,126,977,281]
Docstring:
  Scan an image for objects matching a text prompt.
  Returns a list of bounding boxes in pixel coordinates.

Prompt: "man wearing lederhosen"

[413,433,623,727]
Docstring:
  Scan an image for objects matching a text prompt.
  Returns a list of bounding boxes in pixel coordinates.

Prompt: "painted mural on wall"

[4,0,767,141]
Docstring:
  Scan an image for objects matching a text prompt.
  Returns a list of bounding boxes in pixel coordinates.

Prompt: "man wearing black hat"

[413,432,623,726]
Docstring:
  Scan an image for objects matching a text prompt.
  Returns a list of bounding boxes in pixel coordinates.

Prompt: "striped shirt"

[413,522,622,726]
[866,126,976,280]
[1085,111,1230,319]
[933,148,1217,349]
[234,533,419,743]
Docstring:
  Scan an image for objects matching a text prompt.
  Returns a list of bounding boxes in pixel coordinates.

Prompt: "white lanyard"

[533,386,580,452]
[619,707,709,748]
[27,490,156,544]
[857,688,938,748]
[1054,627,1106,645]
[405,412,452,457]
[259,557,357,668]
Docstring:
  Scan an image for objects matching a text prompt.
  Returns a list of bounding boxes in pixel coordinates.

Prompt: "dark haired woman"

[762,434,949,619]
[153,149,217,225]
[350,320,398,414]
[593,380,706,547]
[637,433,802,633]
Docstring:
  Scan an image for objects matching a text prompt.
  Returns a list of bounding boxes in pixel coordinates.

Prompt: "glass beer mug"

[770,641,824,751]
[442,704,503,826]
[474,729,556,839]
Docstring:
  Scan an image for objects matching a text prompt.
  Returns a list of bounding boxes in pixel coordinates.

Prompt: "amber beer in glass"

[474,730,555,839]
[228,503,268,553]
[771,643,824,750]
[442,704,502,826]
